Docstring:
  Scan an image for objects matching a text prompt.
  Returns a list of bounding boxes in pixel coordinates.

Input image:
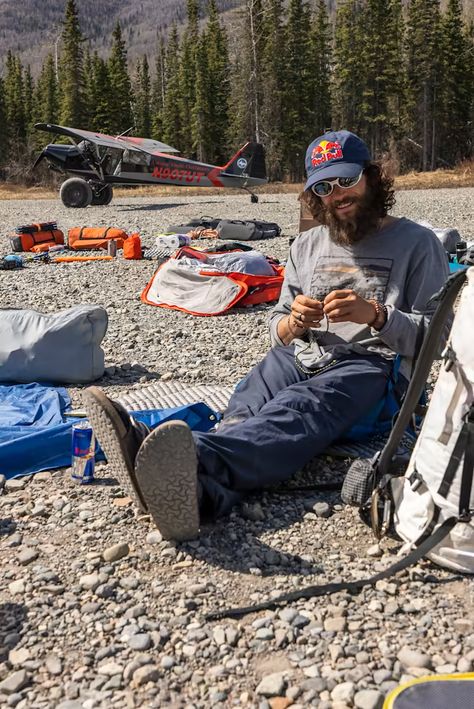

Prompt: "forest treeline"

[0,0,473,184]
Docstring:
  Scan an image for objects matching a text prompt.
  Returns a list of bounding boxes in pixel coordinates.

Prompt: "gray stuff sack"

[0,304,108,384]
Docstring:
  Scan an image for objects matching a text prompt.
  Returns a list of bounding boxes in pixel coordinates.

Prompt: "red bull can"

[71,421,95,484]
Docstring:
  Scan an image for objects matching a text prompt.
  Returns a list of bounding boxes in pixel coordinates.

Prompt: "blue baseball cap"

[304,130,371,192]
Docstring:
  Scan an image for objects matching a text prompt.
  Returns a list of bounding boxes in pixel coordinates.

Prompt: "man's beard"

[322,193,381,246]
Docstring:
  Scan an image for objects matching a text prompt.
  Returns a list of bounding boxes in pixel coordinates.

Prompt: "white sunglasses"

[311,170,364,197]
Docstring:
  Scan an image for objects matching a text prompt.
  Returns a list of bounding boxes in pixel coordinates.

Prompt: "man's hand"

[291,294,324,328]
[323,289,377,324]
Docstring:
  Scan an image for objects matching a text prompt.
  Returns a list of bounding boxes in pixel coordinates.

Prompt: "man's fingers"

[295,294,323,309]
[323,289,354,305]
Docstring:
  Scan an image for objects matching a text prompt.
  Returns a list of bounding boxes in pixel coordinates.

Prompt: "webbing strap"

[459,406,474,520]
[206,517,457,621]
[377,270,467,478]
[437,420,471,498]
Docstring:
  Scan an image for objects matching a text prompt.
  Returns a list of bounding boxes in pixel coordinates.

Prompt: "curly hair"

[300,162,396,223]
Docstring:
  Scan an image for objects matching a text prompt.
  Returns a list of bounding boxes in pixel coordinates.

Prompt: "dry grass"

[0,161,472,200]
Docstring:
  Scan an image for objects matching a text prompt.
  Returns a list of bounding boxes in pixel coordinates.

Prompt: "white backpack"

[390,267,474,572]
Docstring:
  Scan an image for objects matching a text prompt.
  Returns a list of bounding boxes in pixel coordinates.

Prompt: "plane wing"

[34,123,179,154]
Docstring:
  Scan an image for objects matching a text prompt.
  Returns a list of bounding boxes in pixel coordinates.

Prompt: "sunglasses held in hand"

[311,170,364,197]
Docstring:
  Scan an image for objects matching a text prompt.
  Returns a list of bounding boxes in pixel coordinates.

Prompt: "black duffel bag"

[216,219,281,240]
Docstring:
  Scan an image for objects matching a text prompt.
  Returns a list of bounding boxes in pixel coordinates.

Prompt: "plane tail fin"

[221,142,267,181]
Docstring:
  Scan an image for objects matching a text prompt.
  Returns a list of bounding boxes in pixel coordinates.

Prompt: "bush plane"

[33,123,267,208]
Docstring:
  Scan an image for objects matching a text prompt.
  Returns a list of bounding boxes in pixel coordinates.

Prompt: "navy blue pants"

[193,345,394,519]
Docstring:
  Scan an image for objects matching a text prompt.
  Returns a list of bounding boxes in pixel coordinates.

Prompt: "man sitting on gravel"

[84,129,449,542]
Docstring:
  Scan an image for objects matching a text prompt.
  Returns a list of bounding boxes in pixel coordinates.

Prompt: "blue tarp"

[0,383,219,480]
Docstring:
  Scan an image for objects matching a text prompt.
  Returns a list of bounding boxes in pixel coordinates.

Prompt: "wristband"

[367,300,387,330]
[287,314,307,337]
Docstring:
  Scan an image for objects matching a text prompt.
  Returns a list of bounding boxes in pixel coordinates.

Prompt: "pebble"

[131,664,159,687]
[311,501,331,518]
[0,670,29,695]
[127,633,152,651]
[397,646,432,669]
[17,548,38,565]
[103,542,130,562]
[354,689,384,709]
[146,530,163,545]
[256,673,287,697]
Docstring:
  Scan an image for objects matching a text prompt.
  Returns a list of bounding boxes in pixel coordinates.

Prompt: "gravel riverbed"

[0,189,473,709]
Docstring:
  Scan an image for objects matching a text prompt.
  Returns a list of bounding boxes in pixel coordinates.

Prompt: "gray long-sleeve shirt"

[269,217,450,378]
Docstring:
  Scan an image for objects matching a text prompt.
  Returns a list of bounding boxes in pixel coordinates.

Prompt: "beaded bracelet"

[367,300,388,330]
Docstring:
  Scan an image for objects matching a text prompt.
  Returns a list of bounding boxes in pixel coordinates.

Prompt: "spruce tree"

[151,36,166,140]
[4,52,26,157]
[437,0,473,165]
[331,0,366,137]
[108,22,133,135]
[359,0,406,156]
[227,0,265,147]
[90,54,113,133]
[192,33,212,161]
[58,0,85,126]
[0,78,9,164]
[260,0,286,180]
[405,0,442,170]
[23,66,34,140]
[162,26,184,149]
[202,0,230,163]
[179,0,200,156]
[32,54,59,150]
[308,0,332,137]
[282,0,313,180]
[134,56,152,137]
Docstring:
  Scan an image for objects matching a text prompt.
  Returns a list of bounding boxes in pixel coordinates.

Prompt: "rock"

[269,698,291,709]
[8,580,25,595]
[160,656,175,670]
[146,531,163,545]
[354,689,384,709]
[103,542,130,562]
[131,664,159,687]
[242,502,265,521]
[8,648,31,665]
[0,670,29,695]
[127,633,152,651]
[324,617,347,632]
[397,646,432,669]
[5,477,30,491]
[17,548,38,565]
[331,681,355,703]
[366,543,383,557]
[45,654,63,675]
[98,662,123,676]
[313,502,332,518]
[256,673,287,697]
[79,574,101,591]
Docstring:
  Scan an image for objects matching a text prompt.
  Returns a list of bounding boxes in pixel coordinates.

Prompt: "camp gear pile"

[141,246,284,315]
[9,222,64,253]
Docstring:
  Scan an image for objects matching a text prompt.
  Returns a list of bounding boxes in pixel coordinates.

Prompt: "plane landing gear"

[59,178,93,208]
[243,187,259,203]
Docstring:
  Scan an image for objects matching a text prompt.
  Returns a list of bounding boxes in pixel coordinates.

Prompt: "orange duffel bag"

[10,229,64,253]
[68,227,129,251]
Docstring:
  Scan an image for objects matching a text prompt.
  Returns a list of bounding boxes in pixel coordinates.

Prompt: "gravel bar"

[0,189,473,709]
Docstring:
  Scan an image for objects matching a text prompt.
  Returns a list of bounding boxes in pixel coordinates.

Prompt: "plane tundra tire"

[91,184,113,206]
[60,178,93,208]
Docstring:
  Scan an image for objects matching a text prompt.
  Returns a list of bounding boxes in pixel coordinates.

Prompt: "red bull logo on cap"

[311,140,343,167]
